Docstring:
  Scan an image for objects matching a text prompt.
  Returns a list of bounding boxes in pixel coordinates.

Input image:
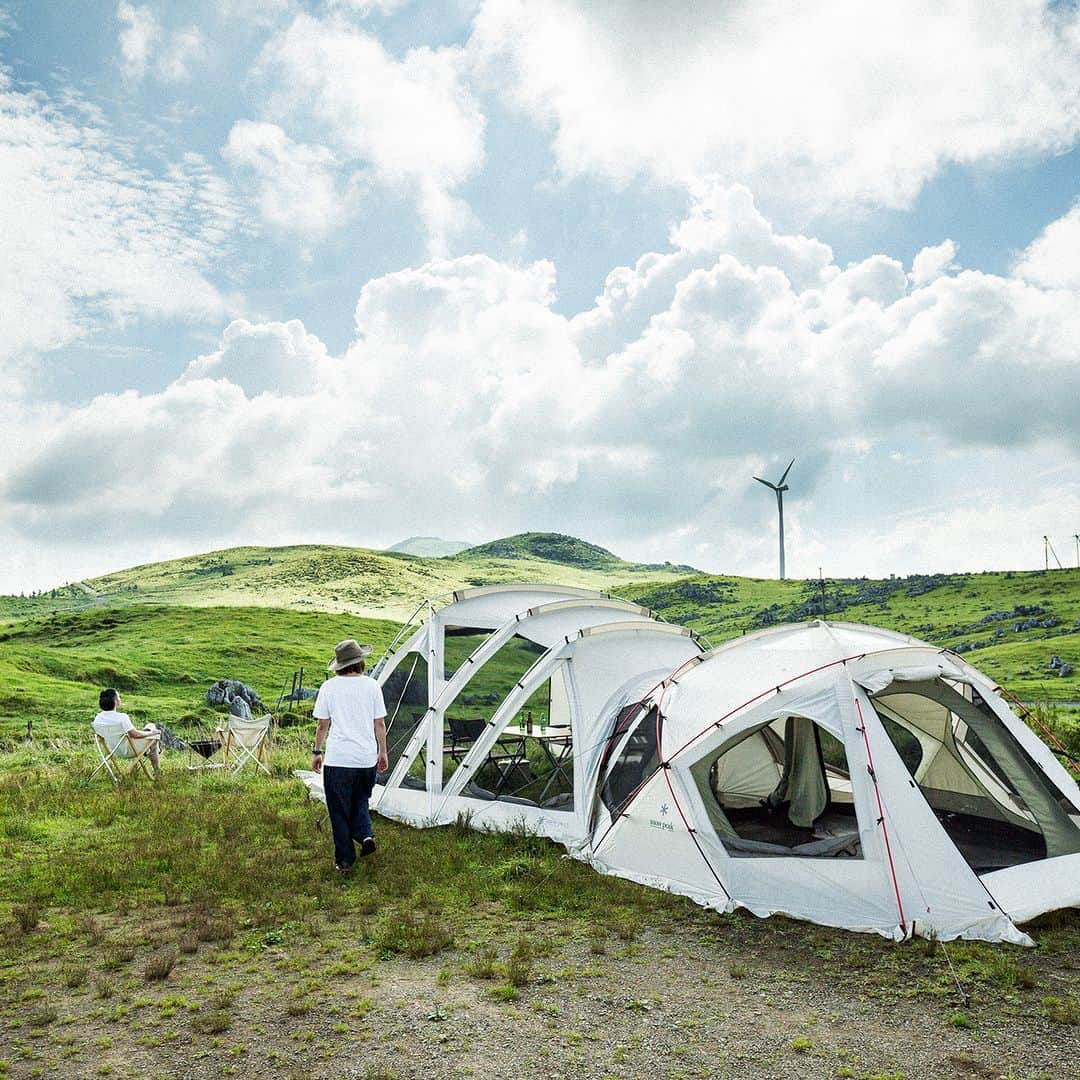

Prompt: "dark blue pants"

[323,765,377,868]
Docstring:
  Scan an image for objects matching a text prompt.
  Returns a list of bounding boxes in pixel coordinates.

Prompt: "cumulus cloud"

[255,12,485,252]
[911,240,957,286]
[181,318,330,396]
[470,0,1080,211]
[0,71,235,381]
[222,120,349,239]
[6,182,1080,588]
[1013,200,1080,290]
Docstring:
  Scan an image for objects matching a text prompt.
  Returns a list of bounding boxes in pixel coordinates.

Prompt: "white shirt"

[313,675,386,768]
[94,709,135,733]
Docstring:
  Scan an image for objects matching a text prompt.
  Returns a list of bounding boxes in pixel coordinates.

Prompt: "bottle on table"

[517,711,526,732]
[526,710,533,734]
[539,712,548,733]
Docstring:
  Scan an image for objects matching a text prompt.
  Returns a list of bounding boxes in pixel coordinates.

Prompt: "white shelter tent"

[590,621,1080,944]
[371,584,703,846]
[300,588,1080,944]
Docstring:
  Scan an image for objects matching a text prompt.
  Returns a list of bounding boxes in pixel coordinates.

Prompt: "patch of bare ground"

[2,899,1077,1080]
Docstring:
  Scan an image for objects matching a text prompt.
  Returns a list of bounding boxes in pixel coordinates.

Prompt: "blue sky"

[1,1,1079,592]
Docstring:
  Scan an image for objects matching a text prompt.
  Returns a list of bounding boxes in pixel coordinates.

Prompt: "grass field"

[0,606,397,743]
[0,742,1077,1079]
[1,537,1079,1076]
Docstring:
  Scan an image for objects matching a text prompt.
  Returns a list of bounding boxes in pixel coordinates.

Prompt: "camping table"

[491,726,573,799]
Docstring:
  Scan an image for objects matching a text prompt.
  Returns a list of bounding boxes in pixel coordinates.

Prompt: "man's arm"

[374,716,388,773]
[312,716,330,774]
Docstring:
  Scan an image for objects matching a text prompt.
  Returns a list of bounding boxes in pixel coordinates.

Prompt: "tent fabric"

[300,600,1080,944]
[767,716,829,828]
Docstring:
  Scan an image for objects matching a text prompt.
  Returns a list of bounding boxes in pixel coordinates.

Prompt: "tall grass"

[0,745,681,935]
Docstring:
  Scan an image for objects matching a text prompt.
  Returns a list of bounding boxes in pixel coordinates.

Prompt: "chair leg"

[88,758,119,785]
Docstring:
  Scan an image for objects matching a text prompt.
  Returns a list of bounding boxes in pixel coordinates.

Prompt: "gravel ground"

[5,911,1076,1080]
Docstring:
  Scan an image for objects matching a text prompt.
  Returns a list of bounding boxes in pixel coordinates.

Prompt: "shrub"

[143,949,177,982]
[464,947,500,980]
[191,1010,231,1034]
[13,902,42,934]
[370,909,452,959]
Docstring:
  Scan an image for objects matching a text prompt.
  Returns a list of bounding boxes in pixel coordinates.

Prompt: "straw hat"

[328,639,373,672]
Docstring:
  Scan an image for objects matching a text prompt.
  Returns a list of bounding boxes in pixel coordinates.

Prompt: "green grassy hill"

[1,534,1078,743]
[0,605,398,741]
[615,568,1080,703]
[0,538,694,623]
[454,531,698,574]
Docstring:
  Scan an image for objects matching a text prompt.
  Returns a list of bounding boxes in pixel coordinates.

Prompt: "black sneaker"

[360,837,377,857]
[334,862,354,874]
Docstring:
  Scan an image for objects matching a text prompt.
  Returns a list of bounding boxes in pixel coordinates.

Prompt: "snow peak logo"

[649,804,674,831]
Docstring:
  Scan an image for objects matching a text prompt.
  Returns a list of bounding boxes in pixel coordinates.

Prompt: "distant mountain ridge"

[456,532,699,574]
[386,536,470,557]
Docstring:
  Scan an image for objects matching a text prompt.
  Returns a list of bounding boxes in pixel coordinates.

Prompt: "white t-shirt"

[314,675,387,768]
[94,709,135,733]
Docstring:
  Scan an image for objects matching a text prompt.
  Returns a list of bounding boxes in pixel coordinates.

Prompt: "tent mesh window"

[873,679,1080,871]
[443,626,494,682]
[695,716,863,858]
[444,633,551,795]
[599,706,661,819]
[380,654,429,787]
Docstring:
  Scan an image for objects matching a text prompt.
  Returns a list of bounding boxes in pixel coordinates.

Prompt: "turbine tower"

[754,458,795,580]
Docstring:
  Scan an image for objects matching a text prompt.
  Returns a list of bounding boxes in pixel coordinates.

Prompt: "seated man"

[94,688,161,775]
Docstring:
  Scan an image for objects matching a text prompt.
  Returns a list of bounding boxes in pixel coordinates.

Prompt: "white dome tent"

[590,621,1080,944]
[299,587,1080,944]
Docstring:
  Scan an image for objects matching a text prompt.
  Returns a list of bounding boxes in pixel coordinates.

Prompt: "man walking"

[311,639,389,872]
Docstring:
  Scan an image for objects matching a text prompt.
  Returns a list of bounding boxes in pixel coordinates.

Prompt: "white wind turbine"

[754,458,795,580]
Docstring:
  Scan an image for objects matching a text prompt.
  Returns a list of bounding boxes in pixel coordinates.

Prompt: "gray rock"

[228,696,253,720]
[207,678,265,712]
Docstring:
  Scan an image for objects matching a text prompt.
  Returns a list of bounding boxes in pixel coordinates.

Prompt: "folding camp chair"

[444,717,485,763]
[89,717,161,784]
[219,715,272,775]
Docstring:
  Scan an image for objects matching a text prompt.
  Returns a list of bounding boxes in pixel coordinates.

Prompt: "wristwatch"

[311,745,324,755]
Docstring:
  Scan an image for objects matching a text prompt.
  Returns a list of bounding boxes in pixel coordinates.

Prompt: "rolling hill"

[0,537,694,623]
[0,533,1077,742]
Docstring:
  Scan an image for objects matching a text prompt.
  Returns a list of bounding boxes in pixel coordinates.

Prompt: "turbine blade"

[753,476,777,490]
[778,457,795,485]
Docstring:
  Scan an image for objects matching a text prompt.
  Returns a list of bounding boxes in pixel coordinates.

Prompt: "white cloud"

[117,3,205,82]
[256,12,485,252]
[157,25,206,82]
[219,0,294,27]
[222,120,349,239]
[1013,200,1080,291]
[326,0,410,14]
[181,317,330,396]
[117,2,160,80]
[911,239,957,286]
[470,0,1080,211]
[6,183,1080,588]
[0,72,235,381]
